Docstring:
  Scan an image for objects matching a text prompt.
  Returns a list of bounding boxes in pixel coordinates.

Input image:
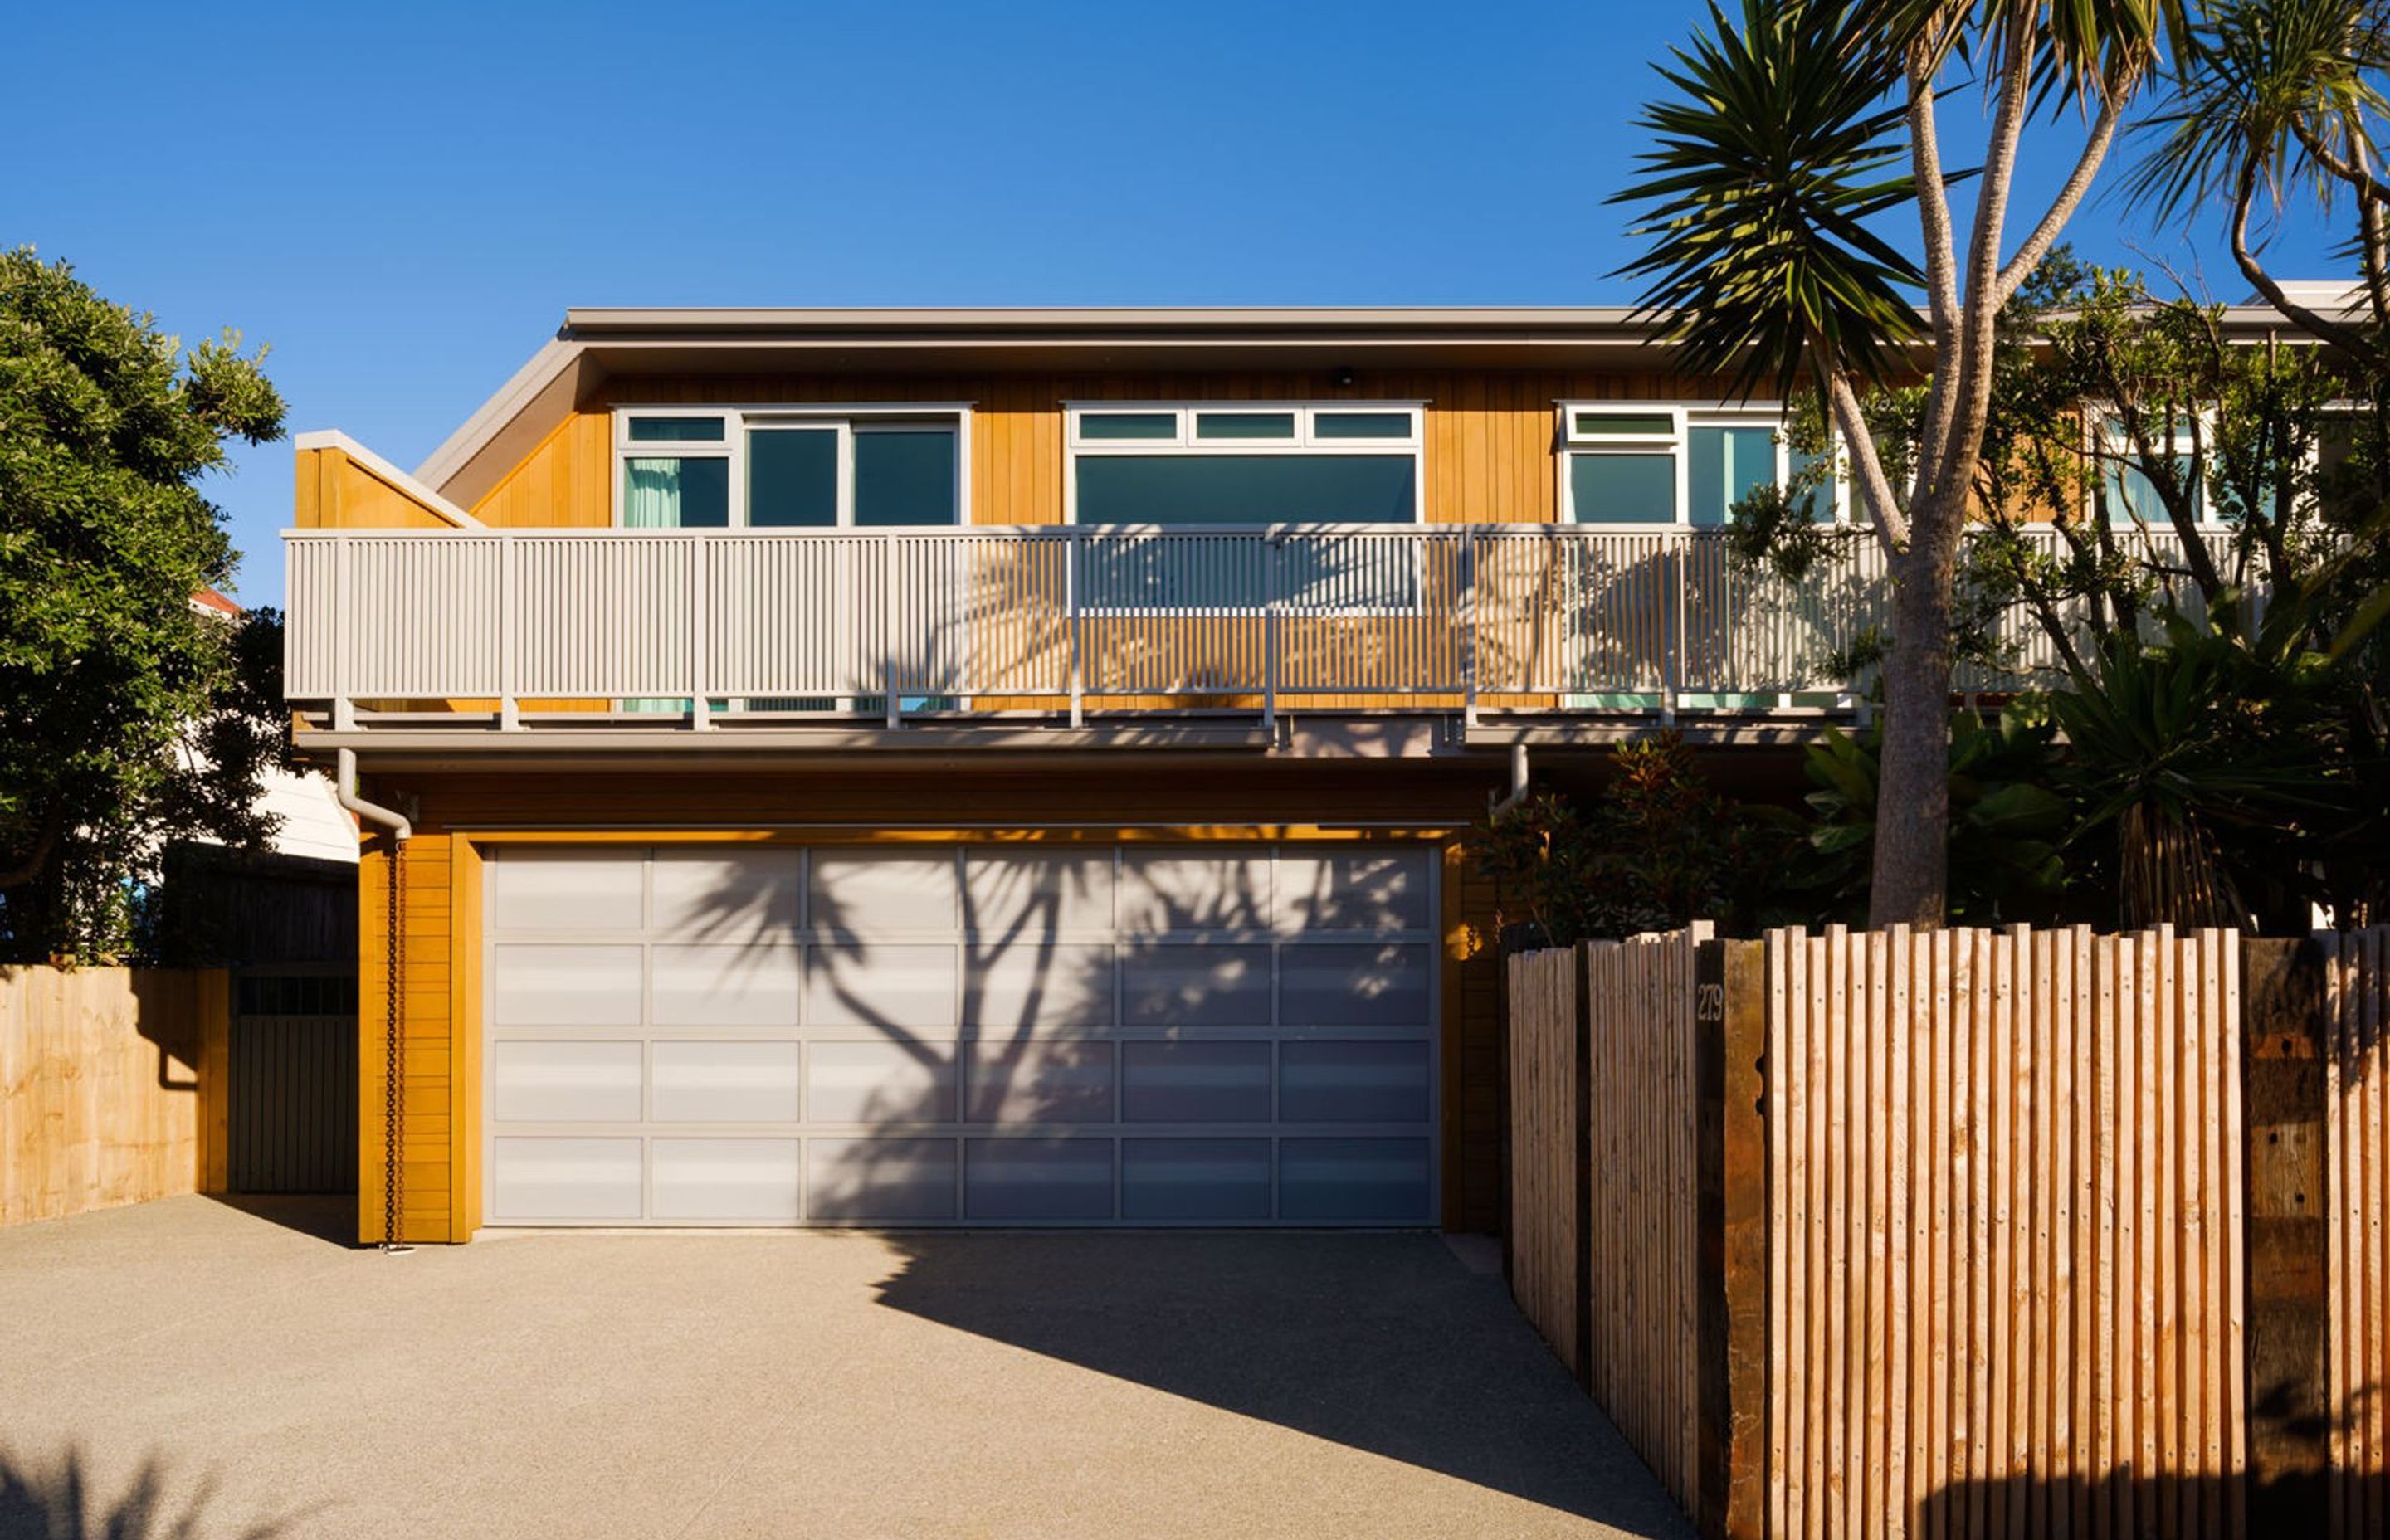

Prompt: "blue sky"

[7,1,2352,607]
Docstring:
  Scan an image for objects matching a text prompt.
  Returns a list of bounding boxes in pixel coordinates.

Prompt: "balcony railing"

[282,524,2209,731]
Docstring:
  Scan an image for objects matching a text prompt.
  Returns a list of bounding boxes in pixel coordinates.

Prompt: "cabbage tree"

[1612,0,2178,926]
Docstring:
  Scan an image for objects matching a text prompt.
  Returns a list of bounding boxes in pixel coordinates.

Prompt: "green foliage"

[1608,0,1927,397]
[2045,592,2378,931]
[0,249,289,962]
[1776,709,2072,926]
[1464,733,1797,948]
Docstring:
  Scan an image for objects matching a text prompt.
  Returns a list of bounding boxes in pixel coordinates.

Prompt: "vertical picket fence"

[1508,943,1583,1377]
[1585,925,1706,1514]
[2326,927,2390,1540]
[1765,924,2246,1540]
[1507,925,1708,1523]
[1507,922,2390,1539]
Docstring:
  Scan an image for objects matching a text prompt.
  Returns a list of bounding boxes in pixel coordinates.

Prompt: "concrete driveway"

[0,1198,1692,1540]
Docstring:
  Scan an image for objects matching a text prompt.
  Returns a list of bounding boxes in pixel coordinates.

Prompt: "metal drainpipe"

[1488,742,1530,815]
[338,748,415,1255]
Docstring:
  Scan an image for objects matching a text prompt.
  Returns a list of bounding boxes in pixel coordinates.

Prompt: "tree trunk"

[1871,566,1954,928]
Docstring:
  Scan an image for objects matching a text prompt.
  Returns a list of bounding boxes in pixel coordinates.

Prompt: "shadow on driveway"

[868,1230,1692,1537]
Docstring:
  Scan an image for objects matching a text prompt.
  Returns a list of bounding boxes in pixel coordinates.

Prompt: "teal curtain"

[623,456,683,529]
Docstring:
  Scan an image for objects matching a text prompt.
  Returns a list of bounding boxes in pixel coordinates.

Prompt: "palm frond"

[1608,0,1928,397]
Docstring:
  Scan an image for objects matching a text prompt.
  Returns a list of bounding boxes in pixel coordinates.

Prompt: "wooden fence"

[2327,930,2390,1538]
[0,966,229,1226]
[1507,927,1710,1518]
[1507,924,2390,1540]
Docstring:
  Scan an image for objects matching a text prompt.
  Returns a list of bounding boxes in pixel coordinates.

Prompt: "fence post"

[1696,936,1768,1540]
[2242,937,2330,1533]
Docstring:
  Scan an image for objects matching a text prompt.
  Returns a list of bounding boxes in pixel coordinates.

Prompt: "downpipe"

[336,747,412,843]
[1487,742,1530,816]
[339,748,415,1255]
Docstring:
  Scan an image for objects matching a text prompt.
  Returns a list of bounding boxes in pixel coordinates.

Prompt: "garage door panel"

[964,941,1114,1031]
[651,1138,802,1221]
[651,850,802,939]
[492,1137,642,1221]
[964,850,1115,933]
[651,943,802,1026]
[809,1137,958,1221]
[1278,942,1431,1026]
[1119,943,1271,1027]
[1121,1138,1273,1221]
[1121,1041,1272,1123]
[488,851,645,932]
[1278,1040,1432,1123]
[1118,851,1271,933]
[808,1041,957,1123]
[1275,850,1432,933]
[811,850,958,933]
[651,1041,802,1123]
[492,944,644,1026]
[806,943,957,1028]
[488,841,1437,1227]
[966,1041,1115,1123]
[1279,1137,1432,1222]
[492,1041,643,1123]
[965,1138,1115,1221]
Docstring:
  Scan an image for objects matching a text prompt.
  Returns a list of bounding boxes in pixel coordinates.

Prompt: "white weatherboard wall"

[482,844,1438,1226]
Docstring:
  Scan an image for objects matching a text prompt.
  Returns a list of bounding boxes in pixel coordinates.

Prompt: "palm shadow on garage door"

[488,843,1446,1226]
[862,1229,1693,1535]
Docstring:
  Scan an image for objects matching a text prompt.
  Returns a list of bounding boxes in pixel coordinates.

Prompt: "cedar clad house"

[286,305,2250,1244]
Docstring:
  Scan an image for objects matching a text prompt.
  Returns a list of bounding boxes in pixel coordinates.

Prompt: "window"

[1560,405,1840,526]
[1066,404,1424,526]
[2092,412,2202,527]
[613,407,968,529]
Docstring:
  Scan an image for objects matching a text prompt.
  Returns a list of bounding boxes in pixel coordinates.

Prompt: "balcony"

[280,523,2158,745]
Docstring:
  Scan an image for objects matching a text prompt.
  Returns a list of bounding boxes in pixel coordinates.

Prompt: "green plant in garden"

[2045,591,2376,931]
[1466,733,1799,947]
[1779,708,2071,928]
[0,248,289,962]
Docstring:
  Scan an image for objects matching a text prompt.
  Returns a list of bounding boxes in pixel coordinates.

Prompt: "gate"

[230,967,358,1193]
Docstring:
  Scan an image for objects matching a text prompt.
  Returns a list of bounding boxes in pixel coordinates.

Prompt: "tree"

[1612,0,2177,926]
[0,249,288,962]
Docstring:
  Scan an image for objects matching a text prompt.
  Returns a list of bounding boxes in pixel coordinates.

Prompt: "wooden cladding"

[1,967,229,1226]
[1506,923,2390,1540]
[295,444,473,531]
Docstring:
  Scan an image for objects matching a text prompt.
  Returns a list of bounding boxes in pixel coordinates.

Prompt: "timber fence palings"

[1506,923,2390,1540]
[0,966,229,1226]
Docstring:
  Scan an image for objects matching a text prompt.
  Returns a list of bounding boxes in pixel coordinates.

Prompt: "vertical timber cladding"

[479,842,1442,1226]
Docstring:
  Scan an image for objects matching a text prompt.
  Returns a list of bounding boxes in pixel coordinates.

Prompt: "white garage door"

[482,843,1438,1226]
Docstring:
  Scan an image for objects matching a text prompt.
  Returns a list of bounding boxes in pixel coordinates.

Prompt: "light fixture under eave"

[1330,365,1356,388]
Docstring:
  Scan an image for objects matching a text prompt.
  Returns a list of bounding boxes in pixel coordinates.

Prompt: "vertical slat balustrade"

[280,521,2266,720]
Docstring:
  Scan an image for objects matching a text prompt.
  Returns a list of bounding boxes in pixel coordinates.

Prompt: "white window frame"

[612,404,973,529]
[1556,401,1851,528]
[1063,402,1427,524]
